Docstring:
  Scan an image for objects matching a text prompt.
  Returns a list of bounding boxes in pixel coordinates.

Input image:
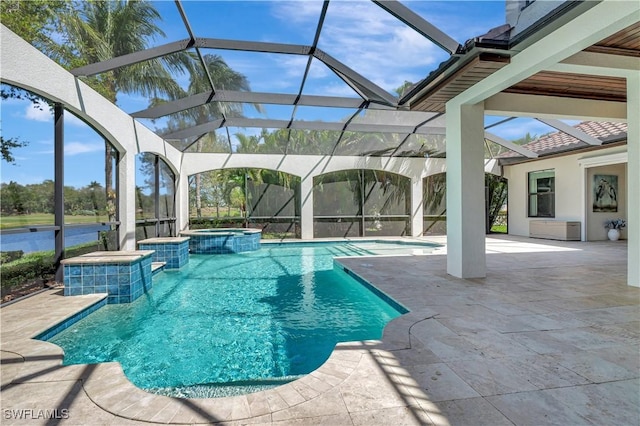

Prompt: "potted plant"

[604,218,626,241]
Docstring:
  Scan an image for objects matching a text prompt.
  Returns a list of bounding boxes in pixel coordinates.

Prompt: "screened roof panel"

[238,103,294,121]
[299,58,364,98]
[285,129,343,155]
[179,1,323,45]
[403,134,446,157]
[184,130,231,154]
[317,0,445,95]
[17,0,564,159]
[351,110,440,128]
[333,132,408,157]
[199,50,305,94]
[293,106,361,123]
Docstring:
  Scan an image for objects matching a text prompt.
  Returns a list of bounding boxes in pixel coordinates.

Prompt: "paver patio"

[1,236,638,425]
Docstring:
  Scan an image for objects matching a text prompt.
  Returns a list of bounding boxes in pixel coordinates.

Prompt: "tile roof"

[498,121,627,158]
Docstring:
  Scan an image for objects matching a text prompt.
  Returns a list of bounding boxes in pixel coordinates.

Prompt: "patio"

[1,235,638,425]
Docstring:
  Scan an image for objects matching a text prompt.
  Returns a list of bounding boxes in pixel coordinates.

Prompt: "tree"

[485,174,508,233]
[153,53,255,218]
[0,136,28,164]
[58,0,191,221]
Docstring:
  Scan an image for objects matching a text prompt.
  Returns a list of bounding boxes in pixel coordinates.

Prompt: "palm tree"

[155,53,256,218]
[59,1,191,221]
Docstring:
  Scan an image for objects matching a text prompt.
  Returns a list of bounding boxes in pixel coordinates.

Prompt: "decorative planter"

[607,228,620,241]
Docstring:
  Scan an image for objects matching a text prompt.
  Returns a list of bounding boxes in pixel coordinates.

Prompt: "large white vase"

[607,228,620,241]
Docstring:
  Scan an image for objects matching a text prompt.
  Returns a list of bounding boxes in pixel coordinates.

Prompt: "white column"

[446,102,486,278]
[627,73,639,287]
[300,176,314,240]
[118,151,137,250]
[411,176,424,237]
[175,171,190,233]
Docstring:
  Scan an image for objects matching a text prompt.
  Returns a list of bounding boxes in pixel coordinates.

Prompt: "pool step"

[151,262,166,275]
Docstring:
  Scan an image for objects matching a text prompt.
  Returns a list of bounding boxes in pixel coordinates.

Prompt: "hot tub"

[180,228,261,254]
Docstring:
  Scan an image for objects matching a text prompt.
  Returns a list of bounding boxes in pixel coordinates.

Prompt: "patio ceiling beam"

[71,39,193,77]
[548,51,640,78]
[131,91,391,119]
[313,49,398,106]
[536,118,602,146]
[372,0,460,54]
[485,93,627,121]
[484,131,538,158]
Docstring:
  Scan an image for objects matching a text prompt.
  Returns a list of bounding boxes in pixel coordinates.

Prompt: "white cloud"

[35,140,104,156]
[24,103,52,122]
[23,104,92,128]
[271,0,444,95]
[64,141,104,156]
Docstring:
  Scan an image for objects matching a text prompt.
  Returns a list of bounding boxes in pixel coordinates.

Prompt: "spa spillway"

[180,228,261,254]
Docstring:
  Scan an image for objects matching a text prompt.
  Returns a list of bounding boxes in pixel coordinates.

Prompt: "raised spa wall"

[62,251,153,304]
[180,229,261,254]
[138,237,190,269]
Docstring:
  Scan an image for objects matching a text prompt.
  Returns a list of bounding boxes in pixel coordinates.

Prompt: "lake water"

[0,224,110,253]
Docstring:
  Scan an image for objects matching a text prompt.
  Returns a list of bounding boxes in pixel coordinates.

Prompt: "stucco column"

[627,73,639,287]
[175,171,190,233]
[446,102,486,278]
[411,176,424,237]
[300,176,314,240]
[117,151,136,250]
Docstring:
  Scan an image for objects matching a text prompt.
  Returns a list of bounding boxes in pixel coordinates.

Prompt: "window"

[528,170,555,217]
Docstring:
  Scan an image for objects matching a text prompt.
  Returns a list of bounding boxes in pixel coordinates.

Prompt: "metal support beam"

[314,49,398,106]
[484,131,539,158]
[71,39,193,76]
[163,118,224,140]
[54,104,64,282]
[197,38,312,55]
[536,118,602,146]
[154,155,160,237]
[372,0,460,54]
[162,116,448,142]
[131,90,386,119]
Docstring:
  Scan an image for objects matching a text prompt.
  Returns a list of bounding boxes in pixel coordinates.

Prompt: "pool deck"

[1,235,638,425]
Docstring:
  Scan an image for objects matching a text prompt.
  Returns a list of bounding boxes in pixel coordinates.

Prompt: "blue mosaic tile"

[68,287,82,296]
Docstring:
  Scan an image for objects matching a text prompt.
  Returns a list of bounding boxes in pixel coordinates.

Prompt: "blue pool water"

[47,241,433,397]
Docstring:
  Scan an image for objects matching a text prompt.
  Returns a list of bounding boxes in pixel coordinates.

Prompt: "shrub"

[0,250,24,264]
[0,241,100,296]
[189,217,245,229]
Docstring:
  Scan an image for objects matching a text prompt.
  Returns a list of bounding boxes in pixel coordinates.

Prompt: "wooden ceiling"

[411,53,510,113]
[411,22,639,112]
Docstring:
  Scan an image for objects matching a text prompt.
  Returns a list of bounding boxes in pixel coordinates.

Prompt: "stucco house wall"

[503,145,628,240]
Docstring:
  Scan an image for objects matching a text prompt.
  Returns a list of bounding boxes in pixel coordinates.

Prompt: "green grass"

[0,214,110,230]
[491,224,507,233]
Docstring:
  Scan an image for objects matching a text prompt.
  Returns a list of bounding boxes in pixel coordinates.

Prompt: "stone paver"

[1,236,638,425]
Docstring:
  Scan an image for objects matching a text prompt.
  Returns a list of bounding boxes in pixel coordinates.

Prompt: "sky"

[0,0,564,189]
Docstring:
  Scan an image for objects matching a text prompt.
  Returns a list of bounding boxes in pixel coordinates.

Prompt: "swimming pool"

[46,241,436,398]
